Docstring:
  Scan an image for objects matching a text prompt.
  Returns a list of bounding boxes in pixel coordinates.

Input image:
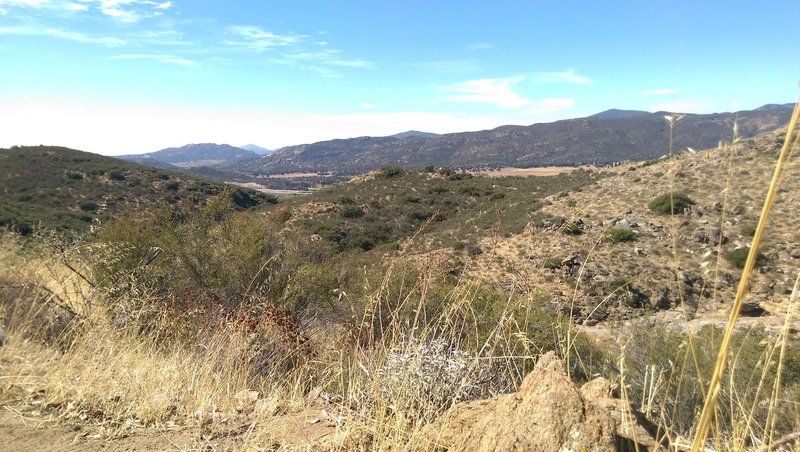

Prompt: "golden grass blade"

[691,96,800,450]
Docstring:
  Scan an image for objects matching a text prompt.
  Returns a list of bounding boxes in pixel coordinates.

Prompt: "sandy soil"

[0,407,196,451]
[0,401,339,451]
[470,166,585,177]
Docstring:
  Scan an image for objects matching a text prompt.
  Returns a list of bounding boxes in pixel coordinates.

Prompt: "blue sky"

[0,0,798,155]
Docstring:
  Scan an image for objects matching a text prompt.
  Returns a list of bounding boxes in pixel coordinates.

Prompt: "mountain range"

[221,104,793,176]
[115,104,794,181]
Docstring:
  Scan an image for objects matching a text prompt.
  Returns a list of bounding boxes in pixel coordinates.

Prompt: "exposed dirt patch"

[470,166,586,177]
[0,406,195,451]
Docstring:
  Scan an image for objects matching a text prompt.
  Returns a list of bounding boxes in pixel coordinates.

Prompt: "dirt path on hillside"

[0,406,204,451]
[0,402,341,451]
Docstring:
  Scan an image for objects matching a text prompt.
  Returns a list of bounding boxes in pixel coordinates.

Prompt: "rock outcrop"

[420,352,665,451]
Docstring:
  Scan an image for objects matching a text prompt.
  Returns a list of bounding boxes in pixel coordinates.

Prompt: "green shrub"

[164,180,179,191]
[543,257,562,269]
[609,277,632,293]
[380,165,403,178]
[618,324,800,437]
[79,201,99,212]
[341,205,364,219]
[408,210,433,222]
[466,244,483,256]
[66,171,83,180]
[723,246,766,269]
[648,192,696,215]
[562,222,583,235]
[739,224,757,237]
[603,227,635,243]
[108,170,125,181]
[459,185,480,196]
[15,222,33,236]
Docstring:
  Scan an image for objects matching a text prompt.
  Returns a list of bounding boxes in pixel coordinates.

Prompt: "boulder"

[707,227,727,245]
[420,352,664,451]
[692,228,708,243]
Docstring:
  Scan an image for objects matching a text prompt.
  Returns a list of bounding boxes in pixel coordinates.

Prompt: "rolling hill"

[0,145,275,234]
[120,143,258,168]
[223,104,793,176]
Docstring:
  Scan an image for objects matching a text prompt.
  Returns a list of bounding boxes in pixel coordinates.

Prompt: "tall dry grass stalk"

[691,97,800,450]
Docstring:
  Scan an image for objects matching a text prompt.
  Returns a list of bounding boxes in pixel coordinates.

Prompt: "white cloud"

[111,53,197,66]
[68,0,176,22]
[67,2,88,10]
[649,100,710,113]
[360,103,375,109]
[226,25,373,76]
[531,69,592,85]
[0,0,48,7]
[525,98,575,115]
[281,49,373,68]
[0,25,126,46]
[100,5,137,21]
[447,77,531,108]
[642,88,676,95]
[224,25,305,50]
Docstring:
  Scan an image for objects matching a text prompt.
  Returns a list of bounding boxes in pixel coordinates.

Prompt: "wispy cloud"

[642,88,676,95]
[447,77,530,108]
[530,69,592,85]
[67,2,89,11]
[134,29,188,46]
[0,24,126,46]
[225,24,372,76]
[84,0,174,22]
[0,0,172,20]
[224,25,305,50]
[280,49,372,68]
[0,0,48,7]
[526,98,575,115]
[111,53,196,66]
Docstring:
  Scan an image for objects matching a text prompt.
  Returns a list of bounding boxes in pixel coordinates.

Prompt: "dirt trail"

[0,407,199,451]
[0,402,340,451]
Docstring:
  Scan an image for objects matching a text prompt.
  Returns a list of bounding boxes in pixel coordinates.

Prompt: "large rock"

[420,352,664,451]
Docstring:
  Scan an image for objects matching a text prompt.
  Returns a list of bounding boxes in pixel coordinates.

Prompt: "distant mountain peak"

[391,130,440,139]
[119,143,257,166]
[755,103,795,111]
[589,109,651,119]
[240,144,274,155]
